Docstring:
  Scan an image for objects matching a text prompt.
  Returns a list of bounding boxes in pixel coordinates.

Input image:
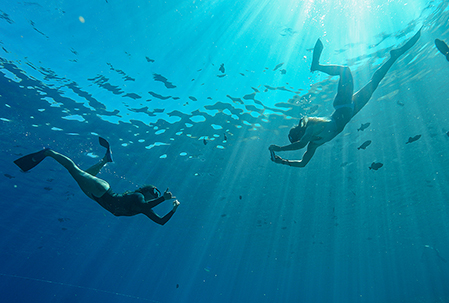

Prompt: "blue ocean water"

[1,0,449,302]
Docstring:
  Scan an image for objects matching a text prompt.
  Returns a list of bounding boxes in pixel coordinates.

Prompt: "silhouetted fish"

[357,123,370,131]
[369,162,383,170]
[219,63,225,73]
[203,138,207,145]
[422,245,447,263]
[357,140,372,150]
[340,161,349,167]
[224,133,227,141]
[435,39,449,61]
[406,135,421,144]
[273,62,284,71]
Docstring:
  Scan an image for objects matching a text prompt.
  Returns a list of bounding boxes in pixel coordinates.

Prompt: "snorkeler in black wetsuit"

[269,27,422,167]
[13,137,180,225]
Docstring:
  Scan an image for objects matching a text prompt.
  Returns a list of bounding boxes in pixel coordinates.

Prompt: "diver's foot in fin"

[390,27,422,59]
[435,39,449,60]
[98,137,113,162]
[14,148,49,172]
[310,38,324,72]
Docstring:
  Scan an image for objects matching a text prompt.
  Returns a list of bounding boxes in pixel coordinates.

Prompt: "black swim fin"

[98,137,113,162]
[311,38,324,72]
[14,149,48,172]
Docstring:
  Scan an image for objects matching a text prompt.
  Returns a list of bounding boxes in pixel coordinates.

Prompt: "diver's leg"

[353,28,421,116]
[45,150,110,199]
[85,156,108,176]
[310,39,354,107]
[311,39,349,76]
[332,67,354,108]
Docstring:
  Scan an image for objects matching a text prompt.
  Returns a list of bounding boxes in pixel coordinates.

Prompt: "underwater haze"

[1,0,449,302]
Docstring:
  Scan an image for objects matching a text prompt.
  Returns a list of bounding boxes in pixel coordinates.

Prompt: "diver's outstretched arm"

[269,139,309,152]
[143,200,180,225]
[145,188,175,208]
[145,209,174,225]
[271,143,319,168]
[269,129,314,152]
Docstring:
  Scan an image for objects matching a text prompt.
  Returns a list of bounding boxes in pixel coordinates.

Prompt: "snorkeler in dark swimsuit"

[269,27,422,167]
[13,138,180,225]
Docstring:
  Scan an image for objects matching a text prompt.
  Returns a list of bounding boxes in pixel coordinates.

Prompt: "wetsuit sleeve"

[146,209,175,225]
[146,196,165,208]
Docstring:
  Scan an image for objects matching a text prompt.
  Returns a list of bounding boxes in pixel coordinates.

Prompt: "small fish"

[340,161,349,167]
[203,138,207,145]
[446,131,449,137]
[406,135,421,144]
[219,63,225,73]
[176,284,179,288]
[239,195,242,200]
[357,123,370,131]
[224,133,227,141]
[358,140,372,150]
[273,62,284,71]
[369,162,383,170]
[4,173,14,179]
[435,39,449,61]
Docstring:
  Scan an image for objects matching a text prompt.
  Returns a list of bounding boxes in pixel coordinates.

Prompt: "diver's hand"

[269,145,281,152]
[270,153,284,164]
[172,200,180,212]
[163,188,175,200]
